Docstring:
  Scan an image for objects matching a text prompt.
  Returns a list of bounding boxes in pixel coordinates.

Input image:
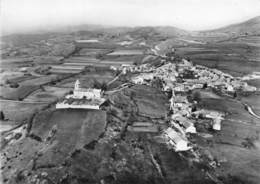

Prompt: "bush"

[242,137,256,149]
[9,82,19,88]
[92,79,107,91]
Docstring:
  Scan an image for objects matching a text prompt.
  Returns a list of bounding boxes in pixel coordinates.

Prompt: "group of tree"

[92,79,108,91]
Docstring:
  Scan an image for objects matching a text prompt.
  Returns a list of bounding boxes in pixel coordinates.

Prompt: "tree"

[133,61,138,66]
[0,111,5,120]
[203,83,208,89]
[100,82,107,91]
[233,91,237,98]
[93,79,101,89]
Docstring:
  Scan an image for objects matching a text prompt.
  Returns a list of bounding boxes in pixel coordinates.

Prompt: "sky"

[1,0,260,34]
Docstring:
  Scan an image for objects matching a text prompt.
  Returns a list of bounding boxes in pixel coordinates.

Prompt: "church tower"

[74,79,81,91]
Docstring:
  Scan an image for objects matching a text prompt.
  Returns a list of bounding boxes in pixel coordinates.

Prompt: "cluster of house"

[56,79,106,109]
[132,58,257,94]
[111,63,155,75]
[131,57,257,94]
[183,63,257,93]
[130,58,256,152]
[166,92,196,151]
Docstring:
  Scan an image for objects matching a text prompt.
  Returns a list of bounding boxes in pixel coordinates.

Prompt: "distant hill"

[2,16,259,47]
[200,16,260,37]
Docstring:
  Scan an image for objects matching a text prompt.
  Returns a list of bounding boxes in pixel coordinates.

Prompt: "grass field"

[0,58,33,64]
[194,92,260,184]
[7,75,37,83]
[107,49,144,56]
[24,86,71,102]
[0,100,48,121]
[0,85,40,100]
[50,69,82,74]
[55,73,114,88]
[19,75,59,86]
[0,71,26,85]
[77,48,112,56]
[30,109,106,165]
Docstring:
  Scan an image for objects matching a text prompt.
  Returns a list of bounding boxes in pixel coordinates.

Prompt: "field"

[30,109,107,165]
[194,93,260,183]
[0,85,40,100]
[19,75,59,86]
[63,56,134,66]
[174,36,260,77]
[33,56,64,64]
[241,93,260,114]
[6,75,37,83]
[50,65,84,74]
[0,71,27,85]
[24,86,72,102]
[0,120,21,133]
[76,48,112,56]
[130,85,168,118]
[0,100,48,121]
[50,69,82,74]
[107,49,144,56]
[0,58,33,64]
[75,41,117,49]
[55,70,114,88]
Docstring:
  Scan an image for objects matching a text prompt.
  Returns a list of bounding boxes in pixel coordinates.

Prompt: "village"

[53,47,257,153]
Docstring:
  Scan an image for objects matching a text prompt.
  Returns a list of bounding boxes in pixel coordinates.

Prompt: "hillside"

[200,16,260,37]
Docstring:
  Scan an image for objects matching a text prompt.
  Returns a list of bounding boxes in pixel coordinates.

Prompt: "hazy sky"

[1,0,260,33]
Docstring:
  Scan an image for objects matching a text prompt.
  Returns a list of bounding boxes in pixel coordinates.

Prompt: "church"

[56,80,105,109]
[71,79,102,99]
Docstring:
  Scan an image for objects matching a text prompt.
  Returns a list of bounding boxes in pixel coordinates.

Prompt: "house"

[193,110,223,131]
[171,115,196,134]
[164,128,191,151]
[132,73,154,84]
[212,118,221,131]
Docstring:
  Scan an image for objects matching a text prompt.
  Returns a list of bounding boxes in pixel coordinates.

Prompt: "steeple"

[74,79,81,91]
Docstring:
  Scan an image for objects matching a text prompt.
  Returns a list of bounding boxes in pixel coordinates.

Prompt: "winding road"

[243,102,260,119]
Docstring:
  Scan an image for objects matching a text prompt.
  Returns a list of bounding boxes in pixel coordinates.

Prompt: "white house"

[212,118,222,131]
[132,73,154,84]
[171,115,196,134]
[164,128,191,151]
